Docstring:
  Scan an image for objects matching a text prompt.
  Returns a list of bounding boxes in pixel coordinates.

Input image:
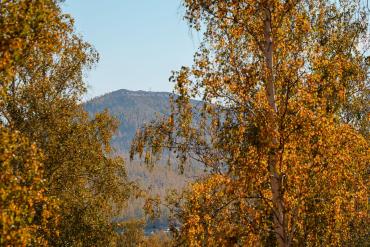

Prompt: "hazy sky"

[62,1,200,99]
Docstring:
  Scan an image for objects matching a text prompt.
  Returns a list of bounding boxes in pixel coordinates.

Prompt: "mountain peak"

[88,89,172,101]
[84,89,173,152]
[84,88,201,152]
[119,89,172,98]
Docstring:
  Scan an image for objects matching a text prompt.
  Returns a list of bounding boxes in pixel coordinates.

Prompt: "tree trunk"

[262,5,287,247]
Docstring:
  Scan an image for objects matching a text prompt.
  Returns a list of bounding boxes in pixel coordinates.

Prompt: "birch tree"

[131,0,369,246]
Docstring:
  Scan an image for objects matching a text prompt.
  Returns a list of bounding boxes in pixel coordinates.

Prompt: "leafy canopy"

[0,127,59,246]
[1,0,131,245]
[131,0,370,246]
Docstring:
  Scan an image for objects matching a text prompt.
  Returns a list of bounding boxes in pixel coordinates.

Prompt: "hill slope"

[84,89,203,232]
[84,89,173,151]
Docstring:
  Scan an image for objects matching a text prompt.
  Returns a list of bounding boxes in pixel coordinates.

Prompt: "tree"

[131,0,369,246]
[0,0,73,107]
[0,126,59,246]
[1,1,131,245]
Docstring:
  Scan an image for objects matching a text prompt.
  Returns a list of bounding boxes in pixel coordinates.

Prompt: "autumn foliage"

[131,0,370,246]
[0,127,58,246]
[1,0,369,246]
[1,0,130,246]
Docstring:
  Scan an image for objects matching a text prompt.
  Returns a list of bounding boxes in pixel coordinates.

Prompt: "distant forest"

[84,89,205,231]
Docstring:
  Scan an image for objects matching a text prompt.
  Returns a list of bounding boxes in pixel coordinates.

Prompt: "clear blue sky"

[62,1,200,99]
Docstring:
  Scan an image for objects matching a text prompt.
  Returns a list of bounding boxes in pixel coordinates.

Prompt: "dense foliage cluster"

[1,0,131,245]
[0,127,58,246]
[131,0,369,246]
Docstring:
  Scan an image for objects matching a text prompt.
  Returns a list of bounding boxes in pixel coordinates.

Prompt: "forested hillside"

[85,89,204,232]
[84,89,171,151]
[84,89,201,151]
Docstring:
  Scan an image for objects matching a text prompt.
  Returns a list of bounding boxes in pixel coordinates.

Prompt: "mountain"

[84,88,203,152]
[84,89,173,152]
[84,89,203,232]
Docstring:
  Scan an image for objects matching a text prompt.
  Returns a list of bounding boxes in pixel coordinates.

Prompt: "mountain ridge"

[84,89,176,152]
